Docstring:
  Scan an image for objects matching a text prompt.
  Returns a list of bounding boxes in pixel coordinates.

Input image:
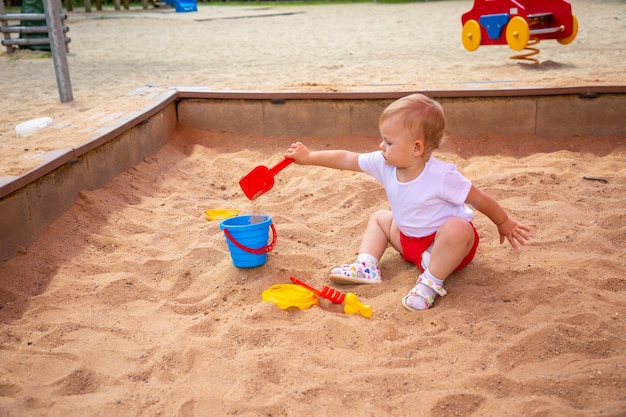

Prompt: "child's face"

[379,115,423,167]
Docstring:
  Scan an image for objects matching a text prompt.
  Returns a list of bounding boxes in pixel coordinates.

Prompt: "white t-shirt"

[358,151,474,238]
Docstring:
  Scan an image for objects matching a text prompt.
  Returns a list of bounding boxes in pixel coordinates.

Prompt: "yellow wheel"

[506,16,530,51]
[558,14,578,45]
[462,20,481,52]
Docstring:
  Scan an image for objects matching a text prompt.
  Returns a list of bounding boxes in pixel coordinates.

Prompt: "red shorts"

[399,222,479,273]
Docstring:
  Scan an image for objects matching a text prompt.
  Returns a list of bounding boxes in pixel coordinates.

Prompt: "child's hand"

[285,142,311,165]
[498,217,530,249]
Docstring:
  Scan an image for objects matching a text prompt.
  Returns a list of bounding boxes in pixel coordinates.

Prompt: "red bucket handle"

[223,223,277,255]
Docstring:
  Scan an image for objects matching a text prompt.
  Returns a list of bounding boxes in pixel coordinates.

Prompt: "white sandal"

[329,260,382,284]
[402,274,446,311]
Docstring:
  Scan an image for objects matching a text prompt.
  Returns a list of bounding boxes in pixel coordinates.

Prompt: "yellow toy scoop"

[204,209,240,221]
[262,284,319,310]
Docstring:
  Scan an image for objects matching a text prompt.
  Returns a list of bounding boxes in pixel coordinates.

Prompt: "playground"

[0,1,625,416]
[1,0,625,148]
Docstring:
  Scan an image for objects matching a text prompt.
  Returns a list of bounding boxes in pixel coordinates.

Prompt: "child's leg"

[428,218,476,280]
[358,209,403,258]
[403,218,477,310]
[330,210,401,284]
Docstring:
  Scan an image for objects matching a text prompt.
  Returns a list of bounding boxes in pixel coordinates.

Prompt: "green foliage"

[200,0,432,4]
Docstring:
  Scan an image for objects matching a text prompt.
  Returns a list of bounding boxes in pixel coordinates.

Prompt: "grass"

[3,50,53,61]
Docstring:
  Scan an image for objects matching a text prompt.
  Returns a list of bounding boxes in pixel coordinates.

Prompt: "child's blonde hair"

[379,93,447,153]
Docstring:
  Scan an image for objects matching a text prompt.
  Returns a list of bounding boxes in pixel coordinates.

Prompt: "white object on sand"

[15,117,54,138]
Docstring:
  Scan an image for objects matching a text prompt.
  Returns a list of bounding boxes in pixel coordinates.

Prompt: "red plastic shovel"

[239,157,294,200]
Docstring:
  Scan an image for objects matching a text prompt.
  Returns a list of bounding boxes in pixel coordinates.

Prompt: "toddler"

[285,93,530,310]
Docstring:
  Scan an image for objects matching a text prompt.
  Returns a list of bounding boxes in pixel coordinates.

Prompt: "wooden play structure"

[461,0,578,63]
[0,1,70,53]
[0,0,72,102]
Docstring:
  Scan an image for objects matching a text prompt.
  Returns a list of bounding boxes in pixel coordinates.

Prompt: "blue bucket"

[219,215,276,268]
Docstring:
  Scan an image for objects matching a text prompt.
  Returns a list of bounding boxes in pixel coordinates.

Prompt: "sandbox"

[1,85,625,417]
[1,85,624,265]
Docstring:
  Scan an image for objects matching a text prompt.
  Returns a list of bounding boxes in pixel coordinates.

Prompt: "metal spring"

[510,37,540,64]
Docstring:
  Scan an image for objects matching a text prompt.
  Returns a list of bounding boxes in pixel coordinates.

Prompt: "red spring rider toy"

[461,0,578,63]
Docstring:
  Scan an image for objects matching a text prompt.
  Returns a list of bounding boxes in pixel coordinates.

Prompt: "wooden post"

[43,0,73,102]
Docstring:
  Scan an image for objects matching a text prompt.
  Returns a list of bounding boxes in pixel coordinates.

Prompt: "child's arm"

[465,185,530,249]
[285,142,361,172]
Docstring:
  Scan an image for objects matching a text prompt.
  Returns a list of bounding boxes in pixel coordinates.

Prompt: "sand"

[1,1,626,416]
